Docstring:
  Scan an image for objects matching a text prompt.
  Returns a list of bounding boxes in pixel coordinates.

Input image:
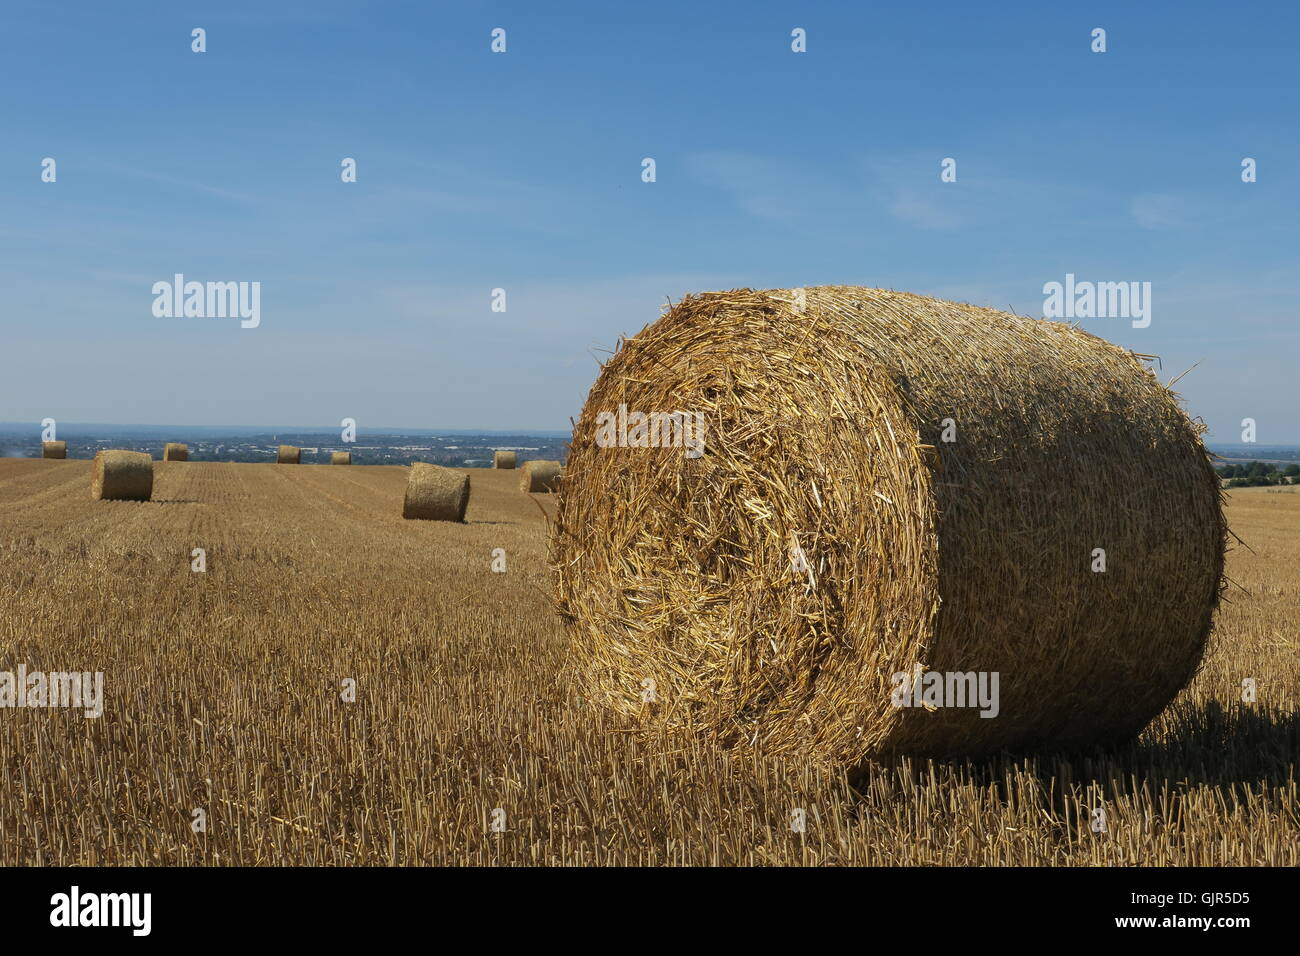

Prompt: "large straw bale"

[493,450,517,469]
[42,441,67,459]
[331,451,352,465]
[520,460,562,493]
[277,445,300,464]
[91,450,154,501]
[403,463,470,521]
[553,286,1226,763]
[163,443,188,461]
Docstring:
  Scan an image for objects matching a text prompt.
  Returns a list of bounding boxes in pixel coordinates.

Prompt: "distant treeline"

[1217,460,1300,487]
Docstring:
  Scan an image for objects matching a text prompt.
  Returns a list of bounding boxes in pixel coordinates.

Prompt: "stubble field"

[0,459,1294,865]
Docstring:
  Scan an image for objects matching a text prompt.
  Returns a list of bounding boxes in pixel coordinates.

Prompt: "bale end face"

[331,451,352,465]
[520,460,562,493]
[163,443,189,462]
[493,450,517,469]
[403,463,470,521]
[42,441,67,459]
[91,450,154,501]
[277,445,301,464]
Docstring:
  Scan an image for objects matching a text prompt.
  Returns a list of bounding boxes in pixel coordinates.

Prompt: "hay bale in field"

[520,460,562,493]
[493,450,517,469]
[42,441,67,459]
[331,451,352,465]
[403,462,470,521]
[163,443,188,461]
[552,286,1226,764]
[277,445,300,464]
[91,450,153,501]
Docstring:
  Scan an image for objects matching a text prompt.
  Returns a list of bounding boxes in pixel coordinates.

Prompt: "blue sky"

[1,0,1296,439]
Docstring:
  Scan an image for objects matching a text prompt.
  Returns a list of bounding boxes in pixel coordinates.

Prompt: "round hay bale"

[277,445,300,464]
[403,462,470,521]
[163,443,189,462]
[331,451,352,465]
[520,460,562,493]
[91,450,153,501]
[493,450,517,469]
[42,441,67,459]
[552,286,1226,763]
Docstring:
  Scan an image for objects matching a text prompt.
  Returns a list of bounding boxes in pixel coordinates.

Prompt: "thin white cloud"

[686,149,1048,233]
[1129,193,1196,230]
[71,161,261,204]
[685,151,813,223]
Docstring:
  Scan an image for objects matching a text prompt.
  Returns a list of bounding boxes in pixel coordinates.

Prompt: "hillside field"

[0,459,1295,865]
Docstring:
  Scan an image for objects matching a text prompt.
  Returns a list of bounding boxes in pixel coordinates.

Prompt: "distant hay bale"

[493,450,517,469]
[42,441,67,459]
[277,445,300,464]
[163,443,188,461]
[403,462,470,521]
[331,451,352,465]
[553,286,1226,764]
[91,450,153,501]
[520,460,562,493]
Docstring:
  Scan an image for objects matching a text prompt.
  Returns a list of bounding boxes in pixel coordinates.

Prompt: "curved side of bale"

[42,441,67,459]
[277,445,300,464]
[520,460,562,493]
[403,462,470,521]
[331,451,352,465]
[163,443,189,461]
[91,450,154,501]
[493,450,517,469]
[552,286,1225,764]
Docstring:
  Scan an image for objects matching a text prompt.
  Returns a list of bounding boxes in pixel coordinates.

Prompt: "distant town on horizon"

[4,420,1298,473]
[0,422,570,469]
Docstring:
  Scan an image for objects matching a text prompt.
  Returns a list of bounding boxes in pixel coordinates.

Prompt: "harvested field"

[0,461,1293,865]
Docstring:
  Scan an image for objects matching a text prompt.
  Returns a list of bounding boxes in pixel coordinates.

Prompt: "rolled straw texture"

[91,450,154,501]
[520,460,562,493]
[552,286,1226,763]
[403,462,470,521]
